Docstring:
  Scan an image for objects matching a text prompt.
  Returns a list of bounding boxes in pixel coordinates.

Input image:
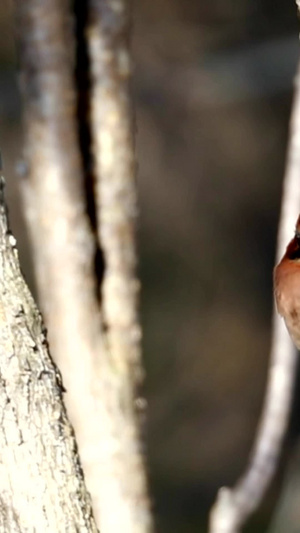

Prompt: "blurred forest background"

[1,0,300,531]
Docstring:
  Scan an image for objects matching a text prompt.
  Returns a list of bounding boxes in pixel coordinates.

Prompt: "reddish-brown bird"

[274,215,300,349]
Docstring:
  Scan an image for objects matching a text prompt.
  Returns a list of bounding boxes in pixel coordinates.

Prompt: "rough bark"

[0,176,98,532]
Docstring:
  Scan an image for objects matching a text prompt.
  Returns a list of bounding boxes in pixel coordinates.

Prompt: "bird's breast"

[274,260,300,348]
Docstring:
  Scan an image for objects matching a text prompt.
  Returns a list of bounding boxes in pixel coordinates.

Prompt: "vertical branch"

[14,0,105,524]
[0,177,98,532]
[15,0,153,529]
[88,0,139,377]
[209,60,300,532]
[87,1,153,532]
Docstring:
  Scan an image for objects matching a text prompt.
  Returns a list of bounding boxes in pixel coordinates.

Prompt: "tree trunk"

[0,176,98,532]
[14,1,154,531]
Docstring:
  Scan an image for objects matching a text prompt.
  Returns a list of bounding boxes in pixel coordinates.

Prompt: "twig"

[209,59,300,533]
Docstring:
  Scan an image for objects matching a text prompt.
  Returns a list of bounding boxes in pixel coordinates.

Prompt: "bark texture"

[14,0,153,530]
[14,0,106,523]
[0,176,98,532]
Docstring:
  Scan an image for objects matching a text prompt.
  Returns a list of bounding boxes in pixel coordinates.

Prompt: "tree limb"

[0,176,98,532]
[87,1,153,532]
[14,0,153,530]
[14,0,107,523]
[209,57,300,533]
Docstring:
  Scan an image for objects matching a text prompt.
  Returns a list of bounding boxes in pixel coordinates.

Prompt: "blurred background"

[1,0,300,531]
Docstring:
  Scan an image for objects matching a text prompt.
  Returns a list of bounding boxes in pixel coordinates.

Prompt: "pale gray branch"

[0,176,98,532]
[14,0,107,524]
[209,58,300,533]
[14,0,153,530]
[87,1,153,532]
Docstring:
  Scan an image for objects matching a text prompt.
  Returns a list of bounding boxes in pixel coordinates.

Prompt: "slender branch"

[87,1,153,532]
[14,0,153,529]
[209,59,300,533]
[14,0,106,523]
[0,176,98,532]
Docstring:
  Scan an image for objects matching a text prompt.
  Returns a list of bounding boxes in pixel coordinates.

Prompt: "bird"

[274,215,300,349]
